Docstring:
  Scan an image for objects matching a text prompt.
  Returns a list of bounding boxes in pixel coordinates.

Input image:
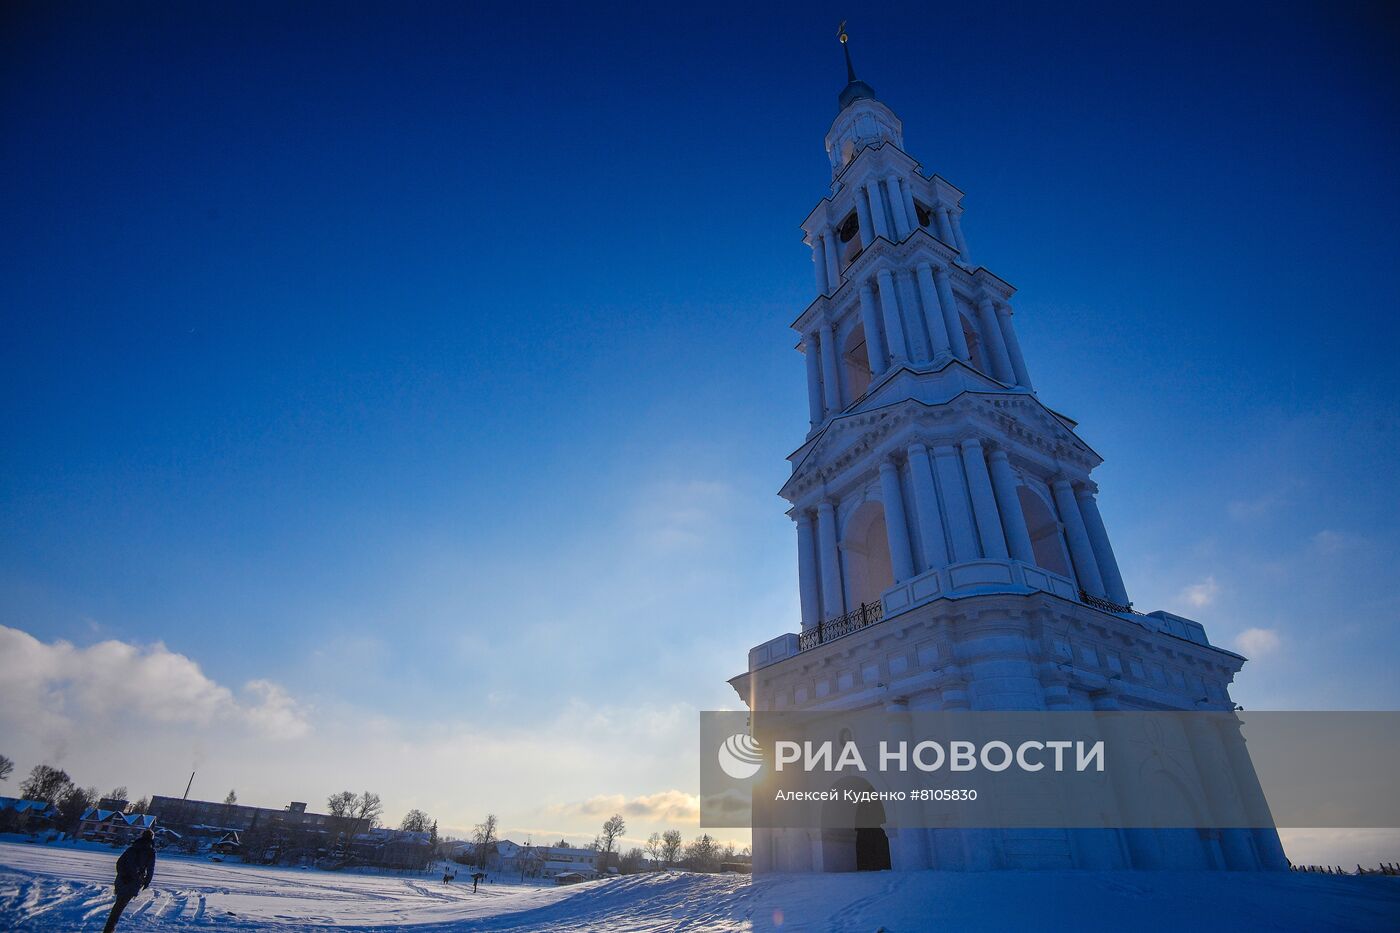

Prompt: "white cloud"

[1234,627,1282,657]
[632,480,734,552]
[548,789,699,824]
[1311,529,1362,554]
[1178,576,1220,608]
[241,679,311,740]
[0,625,308,742]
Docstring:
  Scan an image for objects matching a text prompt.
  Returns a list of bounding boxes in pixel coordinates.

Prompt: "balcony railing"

[798,601,885,652]
[1079,590,1139,616]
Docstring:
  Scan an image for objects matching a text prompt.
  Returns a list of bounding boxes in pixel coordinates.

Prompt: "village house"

[78,807,157,845]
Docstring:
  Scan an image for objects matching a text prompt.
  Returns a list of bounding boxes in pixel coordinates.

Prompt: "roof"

[80,808,156,828]
[0,797,59,816]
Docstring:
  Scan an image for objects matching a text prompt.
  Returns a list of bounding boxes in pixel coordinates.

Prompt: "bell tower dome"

[825,26,904,177]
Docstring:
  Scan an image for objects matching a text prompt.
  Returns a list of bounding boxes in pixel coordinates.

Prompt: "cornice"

[782,387,1103,505]
[791,230,1018,334]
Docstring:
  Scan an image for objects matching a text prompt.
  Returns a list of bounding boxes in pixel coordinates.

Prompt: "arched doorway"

[842,500,893,610]
[856,825,892,871]
[820,777,892,872]
[842,324,873,403]
[1018,486,1072,577]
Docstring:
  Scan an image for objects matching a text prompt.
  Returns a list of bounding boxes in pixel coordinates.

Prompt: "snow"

[2,839,1398,931]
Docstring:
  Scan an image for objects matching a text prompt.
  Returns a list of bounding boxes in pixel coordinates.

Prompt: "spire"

[840,21,857,83]
[836,21,878,111]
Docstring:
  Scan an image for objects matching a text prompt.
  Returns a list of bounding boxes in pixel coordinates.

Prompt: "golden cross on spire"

[837,20,849,44]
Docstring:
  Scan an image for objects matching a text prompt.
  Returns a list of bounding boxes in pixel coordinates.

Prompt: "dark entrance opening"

[855,826,891,871]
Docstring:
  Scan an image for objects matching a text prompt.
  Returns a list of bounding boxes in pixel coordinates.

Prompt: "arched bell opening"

[841,499,893,610]
[1019,485,1073,578]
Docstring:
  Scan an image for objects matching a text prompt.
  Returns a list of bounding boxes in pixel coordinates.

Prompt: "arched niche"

[841,499,893,610]
[1018,485,1072,578]
[841,323,873,403]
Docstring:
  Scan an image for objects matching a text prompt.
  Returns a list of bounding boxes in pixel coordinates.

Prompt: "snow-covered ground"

[2,839,1398,931]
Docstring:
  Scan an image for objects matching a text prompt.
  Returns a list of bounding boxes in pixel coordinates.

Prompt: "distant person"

[103,829,155,933]
[472,870,485,893]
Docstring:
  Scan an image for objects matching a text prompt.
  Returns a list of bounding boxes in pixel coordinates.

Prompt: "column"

[900,178,919,233]
[1075,488,1130,606]
[996,303,1033,390]
[933,445,979,562]
[988,449,1035,564]
[858,282,888,375]
[1183,717,1260,871]
[977,297,1016,383]
[853,192,875,250]
[934,204,956,245]
[817,500,845,619]
[796,511,820,630]
[1052,479,1106,598]
[804,332,823,427]
[949,209,971,261]
[819,321,841,414]
[865,181,892,240]
[896,269,929,361]
[933,265,970,360]
[879,459,917,582]
[915,262,952,357]
[906,442,949,569]
[885,175,910,239]
[876,269,908,362]
[811,235,828,295]
[816,228,837,294]
[960,439,1008,559]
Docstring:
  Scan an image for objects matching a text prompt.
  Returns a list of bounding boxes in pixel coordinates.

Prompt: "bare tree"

[661,829,683,868]
[518,838,537,881]
[471,813,498,868]
[683,834,719,873]
[619,847,646,873]
[0,754,14,783]
[106,786,128,803]
[58,785,98,834]
[19,764,72,805]
[224,789,238,806]
[326,790,357,846]
[644,832,664,870]
[600,814,626,859]
[399,809,431,833]
[350,792,382,836]
[130,796,150,815]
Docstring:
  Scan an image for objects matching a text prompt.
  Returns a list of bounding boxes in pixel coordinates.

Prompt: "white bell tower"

[729,30,1289,874]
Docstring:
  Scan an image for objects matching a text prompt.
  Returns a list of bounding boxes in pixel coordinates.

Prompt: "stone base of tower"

[730,583,1289,874]
[751,825,1289,873]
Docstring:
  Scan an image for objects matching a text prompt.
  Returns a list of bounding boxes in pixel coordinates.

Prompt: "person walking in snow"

[103,828,156,933]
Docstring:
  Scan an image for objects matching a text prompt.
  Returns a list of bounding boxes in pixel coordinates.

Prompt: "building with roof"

[0,797,61,832]
[78,807,157,845]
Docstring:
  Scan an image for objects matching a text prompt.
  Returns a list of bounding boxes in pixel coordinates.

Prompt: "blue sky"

[2,2,1398,857]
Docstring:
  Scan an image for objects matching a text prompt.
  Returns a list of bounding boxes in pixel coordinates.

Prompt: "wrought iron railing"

[798,601,885,652]
[1079,590,1139,616]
